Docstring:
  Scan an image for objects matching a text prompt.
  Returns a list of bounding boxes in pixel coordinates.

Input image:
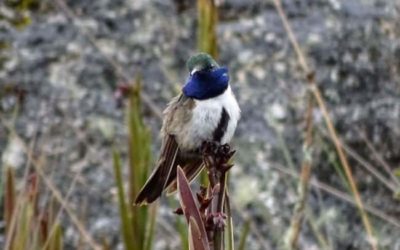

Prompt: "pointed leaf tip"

[177,167,210,250]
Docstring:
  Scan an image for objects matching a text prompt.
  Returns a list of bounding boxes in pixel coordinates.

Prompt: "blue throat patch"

[182,67,229,100]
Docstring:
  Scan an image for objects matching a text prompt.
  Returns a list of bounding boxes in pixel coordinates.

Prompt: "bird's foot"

[201,141,235,174]
[201,141,233,155]
[201,141,220,156]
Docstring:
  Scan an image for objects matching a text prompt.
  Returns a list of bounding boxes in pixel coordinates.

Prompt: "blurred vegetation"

[0,0,43,71]
[1,0,41,30]
[112,77,157,250]
[271,1,379,249]
[197,0,218,59]
[2,168,63,250]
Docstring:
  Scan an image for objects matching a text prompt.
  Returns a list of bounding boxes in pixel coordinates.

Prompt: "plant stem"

[213,171,227,250]
[287,91,314,250]
[202,143,234,250]
[271,0,378,248]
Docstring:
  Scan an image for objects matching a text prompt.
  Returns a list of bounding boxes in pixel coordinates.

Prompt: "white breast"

[180,86,240,149]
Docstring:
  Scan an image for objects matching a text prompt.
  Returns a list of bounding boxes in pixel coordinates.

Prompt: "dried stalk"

[359,130,400,186]
[270,163,400,229]
[271,0,378,249]
[0,120,101,250]
[286,93,314,249]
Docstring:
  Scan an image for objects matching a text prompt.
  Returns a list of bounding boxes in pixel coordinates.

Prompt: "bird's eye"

[204,65,214,71]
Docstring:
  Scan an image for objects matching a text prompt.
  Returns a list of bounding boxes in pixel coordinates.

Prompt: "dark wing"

[134,134,179,205]
[165,159,204,194]
[134,94,195,205]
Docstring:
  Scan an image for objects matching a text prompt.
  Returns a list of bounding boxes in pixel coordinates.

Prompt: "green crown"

[186,53,219,72]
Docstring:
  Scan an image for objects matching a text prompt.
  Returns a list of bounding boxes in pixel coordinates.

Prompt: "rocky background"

[1,0,400,249]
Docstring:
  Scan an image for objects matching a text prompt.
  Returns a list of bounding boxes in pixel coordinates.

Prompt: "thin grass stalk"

[311,85,378,249]
[269,163,400,228]
[4,168,64,250]
[320,127,396,192]
[306,211,331,250]
[1,116,98,250]
[27,174,43,250]
[27,151,100,249]
[0,164,3,213]
[197,0,218,58]
[214,173,227,250]
[238,219,250,250]
[42,172,79,250]
[113,150,136,250]
[271,1,378,248]
[4,133,35,250]
[127,82,143,250]
[342,142,396,192]
[286,95,314,250]
[273,118,330,249]
[34,159,100,249]
[49,224,63,250]
[126,77,154,250]
[212,166,230,250]
[144,204,158,250]
[37,216,48,249]
[277,131,296,171]
[128,79,143,201]
[321,142,351,191]
[225,193,234,250]
[77,201,88,250]
[230,201,272,250]
[15,200,33,250]
[360,131,400,186]
[4,167,16,235]
[141,117,153,249]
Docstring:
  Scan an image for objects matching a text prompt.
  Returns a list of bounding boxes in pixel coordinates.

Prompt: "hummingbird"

[134,53,240,205]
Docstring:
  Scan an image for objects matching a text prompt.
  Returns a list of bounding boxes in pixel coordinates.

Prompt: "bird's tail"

[134,159,203,205]
[134,135,179,205]
[166,160,204,194]
[134,165,169,205]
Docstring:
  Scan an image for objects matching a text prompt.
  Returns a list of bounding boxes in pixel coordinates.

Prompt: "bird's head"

[187,53,219,75]
[183,53,229,100]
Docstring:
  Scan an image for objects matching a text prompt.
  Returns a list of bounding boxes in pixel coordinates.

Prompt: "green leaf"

[177,215,189,250]
[113,149,136,250]
[238,220,250,250]
[144,204,158,250]
[225,194,235,250]
[49,224,63,250]
[4,167,16,235]
[394,168,400,178]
